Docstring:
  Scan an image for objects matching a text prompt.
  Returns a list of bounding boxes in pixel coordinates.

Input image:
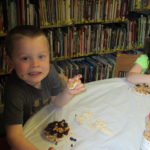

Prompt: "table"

[23,78,150,150]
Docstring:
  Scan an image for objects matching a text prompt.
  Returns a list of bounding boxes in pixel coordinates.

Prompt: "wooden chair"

[114,53,138,77]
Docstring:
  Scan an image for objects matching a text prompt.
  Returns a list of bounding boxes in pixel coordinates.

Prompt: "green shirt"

[135,54,149,74]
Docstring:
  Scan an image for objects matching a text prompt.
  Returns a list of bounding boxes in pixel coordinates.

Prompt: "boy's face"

[9,35,50,88]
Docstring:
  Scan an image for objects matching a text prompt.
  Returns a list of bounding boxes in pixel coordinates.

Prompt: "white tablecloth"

[23,78,150,150]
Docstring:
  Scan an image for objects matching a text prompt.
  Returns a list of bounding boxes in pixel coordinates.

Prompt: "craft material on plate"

[43,120,70,142]
[134,83,150,95]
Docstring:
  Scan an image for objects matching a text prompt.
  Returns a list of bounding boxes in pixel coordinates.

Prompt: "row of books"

[0,15,149,73]
[47,24,127,60]
[53,54,116,83]
[127,15,150,49]
[0,40,9,74]
[39,0,129,26]
[0,0,38,32]
[129,0,150,10]
[1,0,149,33]
[0,1,4,34]
[46,14,149,60]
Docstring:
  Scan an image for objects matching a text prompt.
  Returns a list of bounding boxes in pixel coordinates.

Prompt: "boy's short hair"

[5,25,47,57]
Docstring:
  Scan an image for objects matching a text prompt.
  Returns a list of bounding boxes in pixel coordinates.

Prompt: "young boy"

[3,25,85,150]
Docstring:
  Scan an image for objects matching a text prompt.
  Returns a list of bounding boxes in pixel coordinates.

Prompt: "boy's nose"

[31,59,40,67]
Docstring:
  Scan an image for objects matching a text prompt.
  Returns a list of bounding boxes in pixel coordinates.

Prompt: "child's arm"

[126,64,150,84]
[51,74,85,107]
[6,124,40,150]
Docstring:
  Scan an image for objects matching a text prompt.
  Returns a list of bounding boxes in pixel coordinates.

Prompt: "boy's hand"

[67,74,85,95]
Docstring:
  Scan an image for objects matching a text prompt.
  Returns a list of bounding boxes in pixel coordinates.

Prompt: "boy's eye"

[39,55,46,59]
[21,57,29,61]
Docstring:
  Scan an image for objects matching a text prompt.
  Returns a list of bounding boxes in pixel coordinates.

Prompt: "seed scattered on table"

[70,137,77,141]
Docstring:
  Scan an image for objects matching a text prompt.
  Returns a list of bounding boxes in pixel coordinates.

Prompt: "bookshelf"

[0,0,150,113]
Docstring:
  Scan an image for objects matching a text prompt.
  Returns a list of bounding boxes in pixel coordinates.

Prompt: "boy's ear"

[5,55,14,71]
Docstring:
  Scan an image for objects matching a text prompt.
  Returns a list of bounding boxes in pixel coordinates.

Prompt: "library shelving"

[0,0,150,112]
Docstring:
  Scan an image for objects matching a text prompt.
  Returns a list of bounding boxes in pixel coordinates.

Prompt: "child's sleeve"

[135,54,149,72]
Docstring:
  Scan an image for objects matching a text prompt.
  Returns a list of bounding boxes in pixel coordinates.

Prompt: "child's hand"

[67,74,85,95]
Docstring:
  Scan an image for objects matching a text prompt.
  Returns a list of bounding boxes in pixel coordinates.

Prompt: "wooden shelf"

[40,20,128,29]
[51,46,143,61]
[130,9,150,15]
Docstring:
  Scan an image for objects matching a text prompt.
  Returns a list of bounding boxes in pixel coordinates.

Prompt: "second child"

[127,35,150,85]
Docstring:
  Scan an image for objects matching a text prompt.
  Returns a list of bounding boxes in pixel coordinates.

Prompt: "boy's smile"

[9,35,50,88]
